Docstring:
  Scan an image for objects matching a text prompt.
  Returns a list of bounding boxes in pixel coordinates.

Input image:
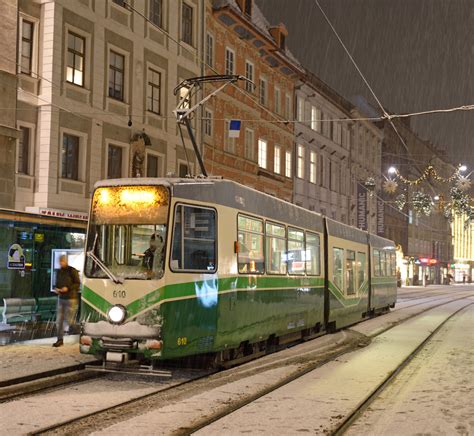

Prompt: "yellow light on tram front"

[120,188,156,205]
[98,188,111,205]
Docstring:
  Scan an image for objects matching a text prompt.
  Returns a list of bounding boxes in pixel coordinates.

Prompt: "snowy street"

[347,302,473,435]
[1,0,473,434]
[1,285,472,435]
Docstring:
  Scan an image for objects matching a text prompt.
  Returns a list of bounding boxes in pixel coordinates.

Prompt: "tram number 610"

[177,337,188,346]
[113,290,127,298]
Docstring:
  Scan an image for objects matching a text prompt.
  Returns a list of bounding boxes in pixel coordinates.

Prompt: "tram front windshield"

[85,185,170,280]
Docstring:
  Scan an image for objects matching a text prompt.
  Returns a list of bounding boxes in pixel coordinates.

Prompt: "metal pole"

[183,117,208,177]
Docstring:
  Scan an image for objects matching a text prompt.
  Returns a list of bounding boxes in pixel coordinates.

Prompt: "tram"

[79,178,396,364]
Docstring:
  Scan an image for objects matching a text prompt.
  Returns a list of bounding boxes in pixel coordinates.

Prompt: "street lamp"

[434,195,440,201]
[388,166,397,175]
[459,165,467,172]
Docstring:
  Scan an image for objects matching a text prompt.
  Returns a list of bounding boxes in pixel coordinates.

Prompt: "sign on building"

[357,184,368,231]
[377,198,384,236]
[25,207,88,221]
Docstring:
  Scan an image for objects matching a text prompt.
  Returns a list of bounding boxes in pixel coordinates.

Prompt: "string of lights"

[5,3,471,229]
[391,164,463,186]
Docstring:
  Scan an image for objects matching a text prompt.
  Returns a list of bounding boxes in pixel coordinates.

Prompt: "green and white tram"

[79,178,396,364]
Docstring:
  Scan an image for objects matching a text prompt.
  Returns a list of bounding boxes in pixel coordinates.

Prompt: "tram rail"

[26,291,472,436]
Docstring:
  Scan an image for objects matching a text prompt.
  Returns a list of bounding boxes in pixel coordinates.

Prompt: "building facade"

[13,0,204,214]
[293,74,351,222]
[377,117,409,254]
[203,0,301,202]
[354,97,455,285]
[349,107,383,235]
[0,0,19,209]
[387,119,453,285]
[451,210,474,282]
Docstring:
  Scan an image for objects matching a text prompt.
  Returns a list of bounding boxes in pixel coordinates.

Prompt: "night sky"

[257,0,474,171]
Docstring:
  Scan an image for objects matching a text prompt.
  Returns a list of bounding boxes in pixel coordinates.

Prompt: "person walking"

[53,255,80,347]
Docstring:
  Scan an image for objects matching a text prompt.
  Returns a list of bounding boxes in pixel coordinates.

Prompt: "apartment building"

[376,117,410,254]
[0,0,19,209]
[383,117,453,284]
[293,73,352,223]
[451,211,474,282]
[348,107,383,235]
[203,0,301,202]
[13,0,203,214]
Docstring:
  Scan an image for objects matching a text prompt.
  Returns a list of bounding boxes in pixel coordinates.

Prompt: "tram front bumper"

[80,321,162,357]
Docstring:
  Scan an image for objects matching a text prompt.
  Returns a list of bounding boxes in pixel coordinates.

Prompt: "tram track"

[396,287,466,300]
[331,299,474,435]
[393,291,472,311]
[0,368,102,403]
[1,291,444,406]
[169,297,474,436]
[24,290,472,436]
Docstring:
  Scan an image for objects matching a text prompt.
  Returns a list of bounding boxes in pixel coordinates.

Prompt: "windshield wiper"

[86,251,124,284]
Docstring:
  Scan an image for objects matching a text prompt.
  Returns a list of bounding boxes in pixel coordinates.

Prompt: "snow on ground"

[0,373,192,434]
[91,365,297,436]
[193,298,473,435]
[0,335,96,384]
[91,296,473,435]
[346,303,474,436]
[351,287,474,337]
[1,286,472,435]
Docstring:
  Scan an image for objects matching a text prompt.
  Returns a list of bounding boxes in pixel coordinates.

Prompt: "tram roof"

[326,217,368,245]
[368,233,396,250]
[94,178,395,245]
[95,177,325,233]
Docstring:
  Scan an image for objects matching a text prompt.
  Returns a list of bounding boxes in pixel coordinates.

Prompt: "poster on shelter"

[7,244,25,270]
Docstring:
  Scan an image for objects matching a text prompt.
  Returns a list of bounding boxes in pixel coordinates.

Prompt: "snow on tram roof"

[94,177,324,216]
[92,177,394,244]
[94,177,220,189]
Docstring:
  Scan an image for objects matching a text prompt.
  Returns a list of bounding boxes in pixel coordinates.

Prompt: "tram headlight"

[107,305,127,324]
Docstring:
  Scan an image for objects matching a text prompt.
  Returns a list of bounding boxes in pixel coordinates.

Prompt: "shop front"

[0,209,86,343]
[401,256,440,286]
[449,262,472,283]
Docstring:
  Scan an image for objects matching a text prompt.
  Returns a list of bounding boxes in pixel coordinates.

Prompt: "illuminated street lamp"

[388,166,397,175]
[459,165,467,172]
[433,195,440,201]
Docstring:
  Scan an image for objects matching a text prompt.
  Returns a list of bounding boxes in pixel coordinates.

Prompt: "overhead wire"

[313,0,415,157]
[122,1,300,128]
[311,0,468,216]
[8,0,467,234]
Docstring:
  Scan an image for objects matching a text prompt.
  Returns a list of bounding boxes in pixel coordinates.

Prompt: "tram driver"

[143,232,165,277]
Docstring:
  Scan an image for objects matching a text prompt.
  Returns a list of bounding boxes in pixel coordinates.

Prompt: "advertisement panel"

[357,183,368,231]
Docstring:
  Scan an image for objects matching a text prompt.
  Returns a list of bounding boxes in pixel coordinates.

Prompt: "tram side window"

[345,250,356,295]
[380,250,387,277]
[305,232,320,275]
[288,227,305,275]
[171,205,216,272]
[333,247,344,291]
[238,215,265,274]
[357,252,367,290]
[266,222,287,274]
[390,252,397,276]
[373,249,381,276]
